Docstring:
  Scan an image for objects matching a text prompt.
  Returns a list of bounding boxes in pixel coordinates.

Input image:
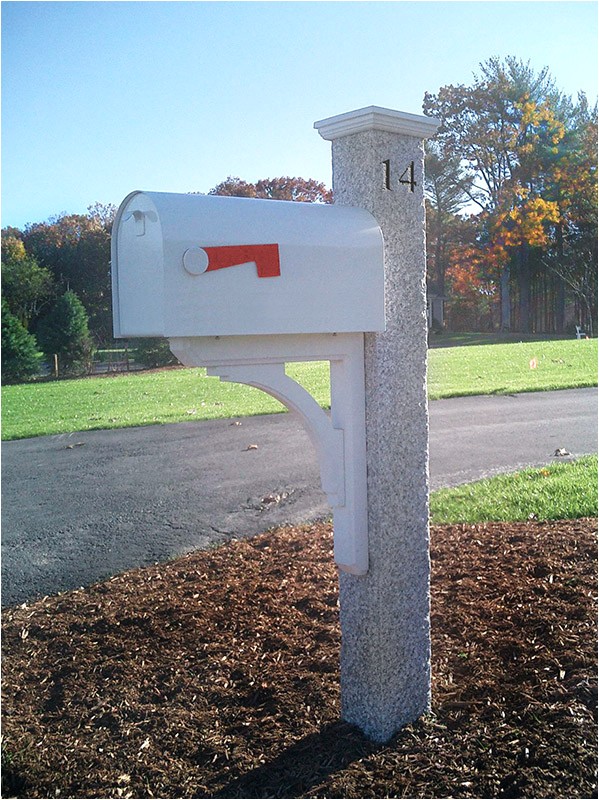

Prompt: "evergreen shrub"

[1,299,41,384]
[36,291,94,377]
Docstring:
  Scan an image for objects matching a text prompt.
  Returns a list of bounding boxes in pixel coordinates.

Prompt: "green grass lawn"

[1,363,330,441]
[430,455,598,524]
[2,337,596,440]
[427,337,597,400]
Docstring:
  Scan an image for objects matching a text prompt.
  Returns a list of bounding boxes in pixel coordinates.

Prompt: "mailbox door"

[112,192,165,338]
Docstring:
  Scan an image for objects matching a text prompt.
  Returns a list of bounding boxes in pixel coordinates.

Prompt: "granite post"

[315,107,440,742]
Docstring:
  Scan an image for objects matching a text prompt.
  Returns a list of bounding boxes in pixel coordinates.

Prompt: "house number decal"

[383,160,417,192]
[183,244,281,278]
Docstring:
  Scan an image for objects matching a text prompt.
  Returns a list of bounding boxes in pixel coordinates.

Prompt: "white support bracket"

[209,363,346,508]
[169,333,369,575]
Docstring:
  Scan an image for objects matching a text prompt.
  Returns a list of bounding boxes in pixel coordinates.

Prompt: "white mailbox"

[111,191,385,339]
[111,189,386,577]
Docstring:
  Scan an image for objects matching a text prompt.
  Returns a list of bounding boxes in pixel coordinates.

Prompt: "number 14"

[383,160,417,192]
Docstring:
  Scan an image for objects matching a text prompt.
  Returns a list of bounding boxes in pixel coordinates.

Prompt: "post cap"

[314,105,440,141]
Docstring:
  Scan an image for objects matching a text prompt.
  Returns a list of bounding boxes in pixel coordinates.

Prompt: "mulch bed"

[1,518,597,799]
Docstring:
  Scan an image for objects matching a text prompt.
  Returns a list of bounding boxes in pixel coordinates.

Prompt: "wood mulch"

[1,518,597,799]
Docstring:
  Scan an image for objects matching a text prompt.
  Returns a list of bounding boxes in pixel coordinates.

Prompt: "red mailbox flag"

[203,244,281,278]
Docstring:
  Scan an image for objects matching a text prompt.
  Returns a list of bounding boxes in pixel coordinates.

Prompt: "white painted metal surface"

[112,191,385,338]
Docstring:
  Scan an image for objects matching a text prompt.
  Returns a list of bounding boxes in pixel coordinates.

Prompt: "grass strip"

[2,338,596,440]
[427,338,597,400]
[1,362,330,441]
[430,456,598,524]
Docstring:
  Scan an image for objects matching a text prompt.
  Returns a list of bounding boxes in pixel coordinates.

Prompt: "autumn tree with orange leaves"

[424,57,597,333]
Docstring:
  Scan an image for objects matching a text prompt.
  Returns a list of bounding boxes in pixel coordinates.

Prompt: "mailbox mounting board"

[112,191,385,338]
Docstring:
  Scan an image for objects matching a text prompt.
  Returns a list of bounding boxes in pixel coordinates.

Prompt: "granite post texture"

[315,107,439,742]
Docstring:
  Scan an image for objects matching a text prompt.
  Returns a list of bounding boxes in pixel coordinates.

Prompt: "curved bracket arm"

[208,363,345,507]
[169,333,368,575]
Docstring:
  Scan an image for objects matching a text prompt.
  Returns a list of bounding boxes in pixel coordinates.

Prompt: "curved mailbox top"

[111,190,385,338]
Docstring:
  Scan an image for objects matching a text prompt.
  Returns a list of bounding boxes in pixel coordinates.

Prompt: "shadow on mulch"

[1,518,597,799]
[207,721,381,799]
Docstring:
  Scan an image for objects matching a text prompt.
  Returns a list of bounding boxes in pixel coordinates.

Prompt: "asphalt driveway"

[2,387,596,606]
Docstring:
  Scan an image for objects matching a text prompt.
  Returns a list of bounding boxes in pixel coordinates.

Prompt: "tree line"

[2,57,596,383]
[424,56,597,334]
[0,180,331,383]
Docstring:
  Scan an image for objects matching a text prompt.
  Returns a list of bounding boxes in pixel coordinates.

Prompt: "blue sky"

[2,1,597,229]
